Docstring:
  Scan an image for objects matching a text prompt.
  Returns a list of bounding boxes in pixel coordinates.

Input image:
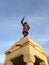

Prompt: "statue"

[21,17,30,37]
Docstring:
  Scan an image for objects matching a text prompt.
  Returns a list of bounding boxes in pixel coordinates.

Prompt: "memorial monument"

[4,17,48,65]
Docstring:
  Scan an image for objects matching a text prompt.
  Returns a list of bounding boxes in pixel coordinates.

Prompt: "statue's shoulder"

[27,24,30,30]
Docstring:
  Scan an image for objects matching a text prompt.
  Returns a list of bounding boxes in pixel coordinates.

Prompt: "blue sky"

[0,0,49,63]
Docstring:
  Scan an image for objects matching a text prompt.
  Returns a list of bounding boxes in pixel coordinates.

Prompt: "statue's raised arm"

[21,17,25,26]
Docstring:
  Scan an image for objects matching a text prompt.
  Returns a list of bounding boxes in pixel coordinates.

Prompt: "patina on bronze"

[21,17,30,37]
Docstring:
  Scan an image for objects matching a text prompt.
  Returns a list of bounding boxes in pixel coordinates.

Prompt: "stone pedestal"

[23,54,35,65]
[4,36,48,65]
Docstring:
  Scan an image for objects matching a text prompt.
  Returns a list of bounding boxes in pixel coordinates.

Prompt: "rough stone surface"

[4,36,48,65]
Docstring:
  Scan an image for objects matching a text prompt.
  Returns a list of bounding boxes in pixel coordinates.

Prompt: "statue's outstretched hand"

[21,17,25,24]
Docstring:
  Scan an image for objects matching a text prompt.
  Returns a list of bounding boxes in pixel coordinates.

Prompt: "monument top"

[5,36,46,56]
[4,36,48,65]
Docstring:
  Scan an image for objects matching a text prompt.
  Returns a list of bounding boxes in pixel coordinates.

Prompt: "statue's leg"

[24,32,28,37]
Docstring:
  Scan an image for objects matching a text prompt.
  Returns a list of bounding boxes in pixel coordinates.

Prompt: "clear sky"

[0,0,49,63]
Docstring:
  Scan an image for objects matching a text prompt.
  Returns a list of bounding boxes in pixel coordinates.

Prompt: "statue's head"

[24,22,27,24]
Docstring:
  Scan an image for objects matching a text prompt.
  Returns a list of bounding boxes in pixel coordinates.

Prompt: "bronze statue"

[21,17,30,37]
